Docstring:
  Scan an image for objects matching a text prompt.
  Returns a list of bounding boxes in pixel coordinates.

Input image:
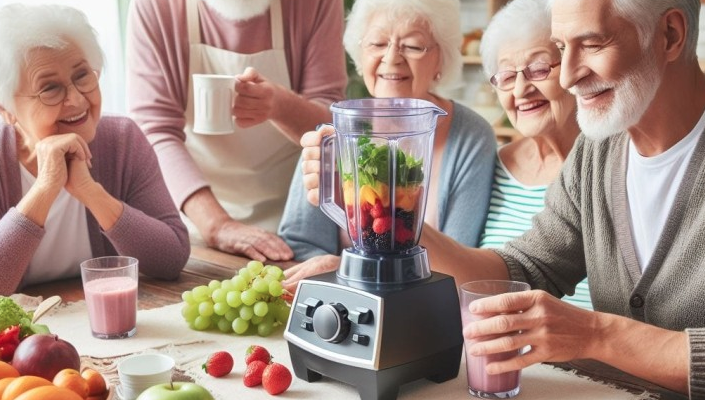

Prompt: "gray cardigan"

[278,101,497,259]
[497,132,705,398]
[0,115,190,295]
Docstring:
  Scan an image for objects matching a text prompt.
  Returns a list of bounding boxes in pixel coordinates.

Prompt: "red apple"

[11,334,81,380]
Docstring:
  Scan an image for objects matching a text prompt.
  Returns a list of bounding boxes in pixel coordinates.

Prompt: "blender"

[284,98,463,400]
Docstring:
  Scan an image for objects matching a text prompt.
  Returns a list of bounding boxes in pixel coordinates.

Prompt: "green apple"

[136,381,214,400]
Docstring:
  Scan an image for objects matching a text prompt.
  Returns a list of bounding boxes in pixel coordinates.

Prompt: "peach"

[52,368,88,398]
[80,368,106,396]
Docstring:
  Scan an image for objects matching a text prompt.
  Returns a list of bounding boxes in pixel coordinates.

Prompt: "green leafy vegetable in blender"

[349,135,424,187]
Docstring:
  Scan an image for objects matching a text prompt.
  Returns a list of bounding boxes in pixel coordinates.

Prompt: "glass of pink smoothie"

[459,280,530,398]
[80,256,139,339]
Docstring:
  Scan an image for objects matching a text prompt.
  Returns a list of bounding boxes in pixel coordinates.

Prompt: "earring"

[434,72,442,81]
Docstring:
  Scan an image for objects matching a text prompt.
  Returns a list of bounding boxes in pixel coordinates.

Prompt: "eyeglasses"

[18,69,99,106]
[360,39,435,60]
[489,61,561,91]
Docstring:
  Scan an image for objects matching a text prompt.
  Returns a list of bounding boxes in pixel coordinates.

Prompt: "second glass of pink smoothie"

[459,280,530,398]
[80,256,139,339]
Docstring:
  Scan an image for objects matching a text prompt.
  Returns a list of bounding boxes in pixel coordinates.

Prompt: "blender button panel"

[352,333,370,346]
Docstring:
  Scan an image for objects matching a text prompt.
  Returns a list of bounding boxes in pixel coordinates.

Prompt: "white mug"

[192,74,236,134]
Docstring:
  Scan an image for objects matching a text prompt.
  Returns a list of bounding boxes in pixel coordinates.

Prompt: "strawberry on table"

[262,362,292,395]
[243,360,268,387]
[202,351,234,378]
[245,345,271,365]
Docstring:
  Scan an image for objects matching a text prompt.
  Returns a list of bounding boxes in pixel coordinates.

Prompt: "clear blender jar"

[320,98,446,285]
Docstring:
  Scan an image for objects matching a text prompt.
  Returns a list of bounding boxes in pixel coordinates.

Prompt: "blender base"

[288,341,462,400]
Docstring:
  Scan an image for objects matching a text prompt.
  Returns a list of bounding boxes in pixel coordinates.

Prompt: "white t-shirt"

[627,111,705,270]
[19,164,92,286]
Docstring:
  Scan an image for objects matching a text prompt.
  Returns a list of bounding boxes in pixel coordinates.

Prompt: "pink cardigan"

[125,0,348,209]
[0,116,190,295]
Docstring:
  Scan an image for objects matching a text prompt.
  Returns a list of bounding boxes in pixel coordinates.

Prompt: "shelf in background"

[463,55,482,65]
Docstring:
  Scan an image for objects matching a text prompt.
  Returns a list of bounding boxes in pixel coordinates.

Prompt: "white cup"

[118,353,175,400]
[193,74,236,134]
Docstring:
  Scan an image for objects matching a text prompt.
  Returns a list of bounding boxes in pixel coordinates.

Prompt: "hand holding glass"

[460,280,530,398]
[81,256,139,339]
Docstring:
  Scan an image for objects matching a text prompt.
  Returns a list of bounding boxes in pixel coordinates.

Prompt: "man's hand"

[282,254,340,293]
[464,290,599,374]
[233,67,278,129]
[209,219,294,262]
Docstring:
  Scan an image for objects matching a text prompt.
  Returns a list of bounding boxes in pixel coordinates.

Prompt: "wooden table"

[21,245,685,399]
[22,244,292,309]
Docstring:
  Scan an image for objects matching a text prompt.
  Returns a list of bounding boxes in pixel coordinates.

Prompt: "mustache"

[568,81,613,97]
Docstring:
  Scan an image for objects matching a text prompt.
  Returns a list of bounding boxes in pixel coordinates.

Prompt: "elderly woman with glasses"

[0,4,189,295]
[476,0,588,308]
[279,0,497,285]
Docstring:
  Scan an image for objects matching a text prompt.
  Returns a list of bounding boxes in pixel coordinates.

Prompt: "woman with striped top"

[476,0,590,309]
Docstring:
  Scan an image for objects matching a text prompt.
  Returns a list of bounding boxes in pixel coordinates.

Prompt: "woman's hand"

[17,132,97,226]
[34,133,93,197]
[300,125,335,206]
[282,254,340,293]
[463,290,599,374]
[65,148,98,202]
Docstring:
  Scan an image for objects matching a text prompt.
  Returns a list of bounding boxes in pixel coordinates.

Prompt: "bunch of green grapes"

[181,261,291,337]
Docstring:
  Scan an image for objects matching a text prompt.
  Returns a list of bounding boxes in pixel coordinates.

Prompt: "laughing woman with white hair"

[476,0,590,309]
[0,3,190,295]
[279,0,497,285]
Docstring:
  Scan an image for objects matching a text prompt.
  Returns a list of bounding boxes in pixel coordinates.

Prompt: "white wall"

[0,0,127,114]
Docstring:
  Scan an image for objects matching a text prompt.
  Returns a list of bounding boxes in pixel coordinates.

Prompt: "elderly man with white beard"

[125,0,347,261]
[383,0,705,397]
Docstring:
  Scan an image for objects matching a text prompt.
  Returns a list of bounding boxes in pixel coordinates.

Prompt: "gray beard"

[202,0,272,21]
[573,50,661,142]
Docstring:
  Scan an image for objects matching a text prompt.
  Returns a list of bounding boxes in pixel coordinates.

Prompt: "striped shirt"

[480,155,593,310]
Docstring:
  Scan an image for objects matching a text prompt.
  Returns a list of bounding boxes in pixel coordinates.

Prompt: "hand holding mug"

[233,66,276,129]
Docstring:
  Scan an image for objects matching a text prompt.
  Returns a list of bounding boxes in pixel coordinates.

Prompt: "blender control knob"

[312,303,351,343]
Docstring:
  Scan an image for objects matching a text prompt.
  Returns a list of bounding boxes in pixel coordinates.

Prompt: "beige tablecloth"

[39,301,656,400]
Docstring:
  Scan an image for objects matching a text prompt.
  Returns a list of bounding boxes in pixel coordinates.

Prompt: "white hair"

[343,0,463,91]
[480,0,552,79]
[0,3,104,113]
[547,0,700,60]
